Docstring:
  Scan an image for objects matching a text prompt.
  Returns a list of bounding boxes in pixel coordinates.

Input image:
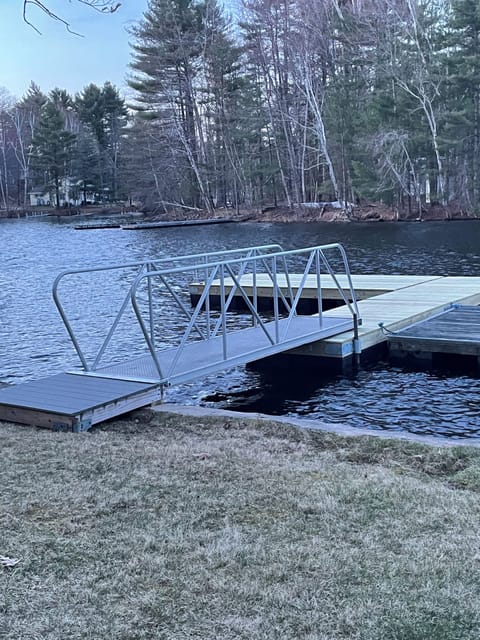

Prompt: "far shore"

[2,201,479,224]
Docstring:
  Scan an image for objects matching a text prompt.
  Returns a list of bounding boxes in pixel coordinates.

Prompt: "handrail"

[128,243,360,382]
[53,243,360,381]
[52,244,283,371]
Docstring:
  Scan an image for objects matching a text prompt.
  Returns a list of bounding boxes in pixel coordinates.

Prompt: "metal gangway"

[53,243,361,388]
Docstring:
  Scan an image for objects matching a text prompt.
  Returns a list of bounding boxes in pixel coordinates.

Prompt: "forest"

[1,0,479,218]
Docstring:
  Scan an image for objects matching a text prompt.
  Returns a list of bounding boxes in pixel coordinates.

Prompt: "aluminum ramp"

[79,315,354,384]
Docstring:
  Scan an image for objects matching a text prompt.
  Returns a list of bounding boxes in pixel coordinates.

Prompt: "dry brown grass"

[1,411,480,639]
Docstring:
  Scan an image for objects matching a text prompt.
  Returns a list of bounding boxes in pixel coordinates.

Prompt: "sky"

[0,0,149,100]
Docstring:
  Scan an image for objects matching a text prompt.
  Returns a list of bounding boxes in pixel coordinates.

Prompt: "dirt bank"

[146,202,480,224]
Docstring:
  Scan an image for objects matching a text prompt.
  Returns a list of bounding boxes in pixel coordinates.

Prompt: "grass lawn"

[1,410,480,639]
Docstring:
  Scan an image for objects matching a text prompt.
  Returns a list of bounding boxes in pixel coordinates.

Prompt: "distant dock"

[121,218,233,230]
[75,223,122,230]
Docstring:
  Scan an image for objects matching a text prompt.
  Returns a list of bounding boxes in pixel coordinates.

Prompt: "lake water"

[1,215,480,438]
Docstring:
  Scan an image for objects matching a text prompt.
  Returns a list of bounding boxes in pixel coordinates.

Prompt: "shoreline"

[155,403,480,448]
[2,202,479,224]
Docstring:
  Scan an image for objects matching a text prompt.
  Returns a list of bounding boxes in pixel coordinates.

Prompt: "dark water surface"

[2,216,480,437]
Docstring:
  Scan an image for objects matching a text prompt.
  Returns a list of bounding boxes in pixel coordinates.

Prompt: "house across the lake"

[28,179,98,208]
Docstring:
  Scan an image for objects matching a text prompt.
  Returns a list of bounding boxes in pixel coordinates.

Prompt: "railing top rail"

[131,243,351,279]
[130,242,360,321]
[52,243,284,283]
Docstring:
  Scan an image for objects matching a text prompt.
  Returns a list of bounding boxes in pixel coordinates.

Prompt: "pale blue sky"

[0,1,149,100]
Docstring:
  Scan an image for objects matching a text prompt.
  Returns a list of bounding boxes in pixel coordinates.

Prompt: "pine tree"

[75,82,127,200]
[31,101,76,208]
[129,0,212,211]
[443,0,480,208]
[72,125,101,204]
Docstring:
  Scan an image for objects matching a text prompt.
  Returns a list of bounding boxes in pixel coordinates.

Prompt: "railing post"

[220,266,228,359]
[353,314,361,366]
[253,258,258,327]
[148,263,155,348]
[273,255,279,343]
[315,250,323,326]
[205,256,211,339]
[282,255,294,309]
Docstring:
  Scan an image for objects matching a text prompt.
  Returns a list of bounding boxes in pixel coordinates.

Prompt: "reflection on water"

[1,216,480,437]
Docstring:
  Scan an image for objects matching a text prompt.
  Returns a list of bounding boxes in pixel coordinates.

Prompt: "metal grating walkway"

[77,316,354,384]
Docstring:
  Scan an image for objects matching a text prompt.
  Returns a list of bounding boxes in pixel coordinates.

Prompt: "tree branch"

[22,0,121,35]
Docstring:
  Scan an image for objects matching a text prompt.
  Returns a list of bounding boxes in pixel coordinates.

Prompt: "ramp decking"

[74,316,354,384]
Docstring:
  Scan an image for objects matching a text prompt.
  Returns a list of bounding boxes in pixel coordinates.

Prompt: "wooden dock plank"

[189,274,442,302]
[291,276,480,358]
[388,305,480,356]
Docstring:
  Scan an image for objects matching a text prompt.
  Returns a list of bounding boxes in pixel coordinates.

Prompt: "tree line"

[1,0,479,215]
[0,81,126,209]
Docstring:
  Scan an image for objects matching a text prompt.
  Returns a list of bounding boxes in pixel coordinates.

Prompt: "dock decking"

[189,273,442,304]
[387,305,480,357]
[0,374,163,431]
[190,274,480,359]
[293,276,480,359]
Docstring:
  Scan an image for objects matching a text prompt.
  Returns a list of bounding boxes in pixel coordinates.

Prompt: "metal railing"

[53,243,360,382]
[52,244,283,372]
[131,243,360,382]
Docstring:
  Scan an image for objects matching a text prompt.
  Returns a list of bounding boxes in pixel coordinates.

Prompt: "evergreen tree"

[201,0,246,208]
[75,82,127,200]
[72,125,101,204]
[443,0,480,207]
[31,101,76,208]
[129,0,212,210]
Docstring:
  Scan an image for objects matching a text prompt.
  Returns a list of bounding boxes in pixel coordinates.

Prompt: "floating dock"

[388,305,480,358]
[189,274,441,311]
[0,374,162,432]
[293,276,480,360]
[75,223,122,230]
[190,274,480,360]
[121,218,232,230]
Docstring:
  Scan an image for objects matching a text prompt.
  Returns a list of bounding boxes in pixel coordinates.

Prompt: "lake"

[2,216,480,437]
